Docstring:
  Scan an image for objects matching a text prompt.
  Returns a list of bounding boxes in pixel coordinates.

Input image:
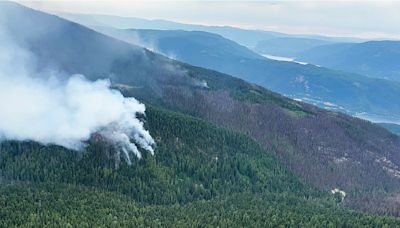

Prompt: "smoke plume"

[0,29,155,163]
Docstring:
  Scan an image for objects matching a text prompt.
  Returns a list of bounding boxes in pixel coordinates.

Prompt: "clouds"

[18,0,400,39]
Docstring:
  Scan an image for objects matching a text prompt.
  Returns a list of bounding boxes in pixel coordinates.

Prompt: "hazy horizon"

[17,0,400,40]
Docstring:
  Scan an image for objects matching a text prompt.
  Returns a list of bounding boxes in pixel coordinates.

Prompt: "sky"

[17,0,400,39]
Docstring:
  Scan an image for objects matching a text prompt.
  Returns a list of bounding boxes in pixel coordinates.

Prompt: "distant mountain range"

[254,37,335,57]
[58,12,365,48]
[92,26,400,124]
[297,41,400,82]
[59,12,400,85]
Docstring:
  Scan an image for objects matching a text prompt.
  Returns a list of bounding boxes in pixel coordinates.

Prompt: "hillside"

[2,1,400,218]
[298,41,400,82]
[95,27,400,121]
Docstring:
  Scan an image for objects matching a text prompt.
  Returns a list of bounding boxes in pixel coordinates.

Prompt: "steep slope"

[2,2,400,216]
[298,41,400,82]
[95,27,400,121]
[254,37,334,57]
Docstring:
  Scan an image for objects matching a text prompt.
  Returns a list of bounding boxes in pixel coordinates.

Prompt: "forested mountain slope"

[2,1,400,217]
[4,104,396,226]
[2,182,400,227]
[0,100,399,226]
[0,105,312,204]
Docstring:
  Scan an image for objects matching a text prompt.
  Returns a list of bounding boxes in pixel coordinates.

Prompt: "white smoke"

[94,27,178,60]
[0,30,155,163]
